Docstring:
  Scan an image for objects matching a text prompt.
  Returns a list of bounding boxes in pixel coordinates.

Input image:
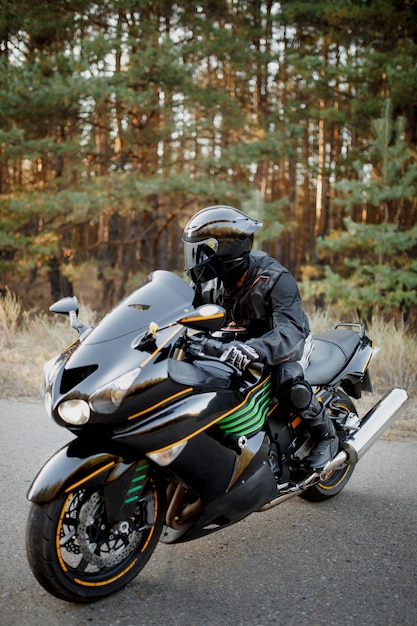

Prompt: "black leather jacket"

[193,251,310,366]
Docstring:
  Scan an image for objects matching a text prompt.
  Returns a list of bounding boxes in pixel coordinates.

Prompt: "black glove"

[220,343,260,371]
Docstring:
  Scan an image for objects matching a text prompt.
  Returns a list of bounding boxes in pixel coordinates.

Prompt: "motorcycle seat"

[305,329,361,386]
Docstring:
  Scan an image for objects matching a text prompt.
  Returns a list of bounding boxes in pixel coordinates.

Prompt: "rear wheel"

[299,391,357,502]
[26,476,166,602]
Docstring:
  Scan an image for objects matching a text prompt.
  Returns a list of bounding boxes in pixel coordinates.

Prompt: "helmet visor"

[183,237,219,272]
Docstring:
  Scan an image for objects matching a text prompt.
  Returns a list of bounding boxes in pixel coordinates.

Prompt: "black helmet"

[183,205,262,284]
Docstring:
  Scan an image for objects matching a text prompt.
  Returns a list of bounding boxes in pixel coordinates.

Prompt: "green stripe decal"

[218,380,271,436]
[124,462,150,505]
[124,496,140,504]
[132,472,148,483]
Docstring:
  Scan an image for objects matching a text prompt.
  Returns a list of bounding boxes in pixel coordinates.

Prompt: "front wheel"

[299,391,357,502]
[26,475,166,602]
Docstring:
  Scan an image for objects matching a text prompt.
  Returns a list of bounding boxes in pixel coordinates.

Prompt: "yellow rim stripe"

[74,558,138,587]
[318,464,351,490]
[56,492,73,572]
[319,401,353,490]
[57,482,159,586]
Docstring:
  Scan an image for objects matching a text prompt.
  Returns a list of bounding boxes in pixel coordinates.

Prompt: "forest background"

[0,0,416,327]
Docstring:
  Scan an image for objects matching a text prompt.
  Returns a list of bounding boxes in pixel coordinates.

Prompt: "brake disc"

[77,492,141,568]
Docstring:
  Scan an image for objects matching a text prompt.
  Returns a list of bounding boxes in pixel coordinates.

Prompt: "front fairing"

[113,374,273,460]
[46,268,273,469]
[82,270,194,345]
[47,271,195,428]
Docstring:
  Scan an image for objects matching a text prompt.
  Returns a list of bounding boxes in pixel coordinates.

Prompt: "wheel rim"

[317,463,353,491]
[318,397,355,491]
[55,484,159,587]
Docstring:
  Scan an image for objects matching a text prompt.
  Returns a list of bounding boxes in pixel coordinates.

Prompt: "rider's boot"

[301,396,339,471]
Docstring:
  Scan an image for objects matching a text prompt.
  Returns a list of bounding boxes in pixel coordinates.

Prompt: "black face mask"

[188,261,218,285]
[188,255,247,286]
[221,256,250,290]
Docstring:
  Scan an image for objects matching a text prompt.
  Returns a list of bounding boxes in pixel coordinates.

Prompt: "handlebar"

[193,337,264,376]
[201,338,224,358]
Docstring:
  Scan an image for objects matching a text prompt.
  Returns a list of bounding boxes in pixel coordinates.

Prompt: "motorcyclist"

[182,205,339,471]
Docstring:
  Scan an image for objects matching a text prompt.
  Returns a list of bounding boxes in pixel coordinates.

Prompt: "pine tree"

[1,0,416,318]
[305,101,417,322]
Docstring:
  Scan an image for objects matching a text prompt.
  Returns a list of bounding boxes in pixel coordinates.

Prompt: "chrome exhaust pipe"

[327,387,409,470]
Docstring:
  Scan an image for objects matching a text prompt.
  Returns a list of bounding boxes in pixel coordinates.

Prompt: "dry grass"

[0,291,96,401]
[309,309,417,394]
[309,309,417,440]
[1,293,415,439]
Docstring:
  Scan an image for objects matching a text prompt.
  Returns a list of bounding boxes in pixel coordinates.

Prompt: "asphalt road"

[0,399,416,626]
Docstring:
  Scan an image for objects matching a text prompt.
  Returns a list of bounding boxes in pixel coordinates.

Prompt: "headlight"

[89,367,141,414]
[58,399,91,425]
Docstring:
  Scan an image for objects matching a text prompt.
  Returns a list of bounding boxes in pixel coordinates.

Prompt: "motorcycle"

[26,270,408,603]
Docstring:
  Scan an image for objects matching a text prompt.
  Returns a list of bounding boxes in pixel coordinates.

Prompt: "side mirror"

[49,296,91,337]
[177,305,226,332]
[49,296,79,317]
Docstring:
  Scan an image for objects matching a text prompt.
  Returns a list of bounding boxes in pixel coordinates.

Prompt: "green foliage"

[308,100,417,321]
[306,220,417,318]
[242,190,287,247]
[0,1,417,318]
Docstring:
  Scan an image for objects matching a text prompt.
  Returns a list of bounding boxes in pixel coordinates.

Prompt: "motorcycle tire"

[299,391,357,502]
[26,475,166,602]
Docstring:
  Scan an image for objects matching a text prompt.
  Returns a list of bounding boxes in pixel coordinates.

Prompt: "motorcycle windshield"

[83,270,195,345]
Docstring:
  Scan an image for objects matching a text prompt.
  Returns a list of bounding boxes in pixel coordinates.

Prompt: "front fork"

[103,460,152,526]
